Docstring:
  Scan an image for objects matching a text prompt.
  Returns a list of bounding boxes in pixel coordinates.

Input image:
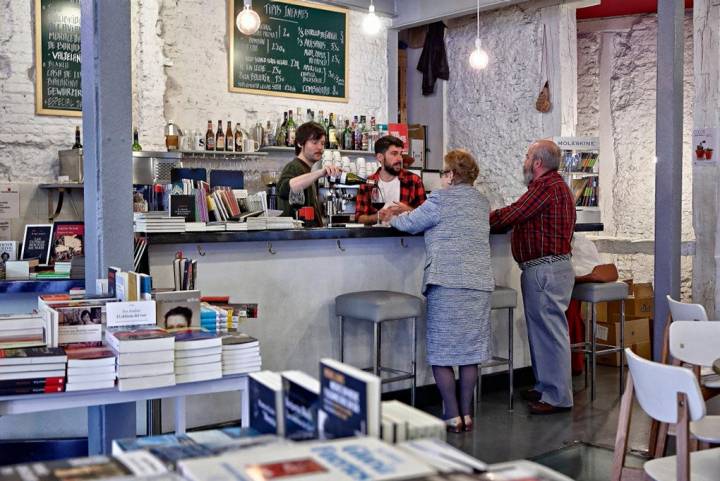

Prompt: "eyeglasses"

[440,169,453,177]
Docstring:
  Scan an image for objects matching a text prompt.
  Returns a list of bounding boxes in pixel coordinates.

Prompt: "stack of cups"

[356,157,367,178]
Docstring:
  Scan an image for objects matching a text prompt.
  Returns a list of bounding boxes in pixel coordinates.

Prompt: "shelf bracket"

[336,239,346,252]
[400,238,408,248]
[267,242,276,255]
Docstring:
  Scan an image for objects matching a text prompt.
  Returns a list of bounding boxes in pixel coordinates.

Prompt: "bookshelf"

[555,137,601,225]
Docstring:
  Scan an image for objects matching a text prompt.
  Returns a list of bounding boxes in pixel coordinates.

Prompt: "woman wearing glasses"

[380,149,494,433]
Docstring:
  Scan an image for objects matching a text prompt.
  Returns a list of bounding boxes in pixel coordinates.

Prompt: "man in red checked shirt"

[490,140,576,415]
[355,136,427,225]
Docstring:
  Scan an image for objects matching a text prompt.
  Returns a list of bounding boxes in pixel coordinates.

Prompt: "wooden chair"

[612,348,720,481]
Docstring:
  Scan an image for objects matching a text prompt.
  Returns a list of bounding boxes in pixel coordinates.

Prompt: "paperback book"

[249,371,285,436]
[282,370,320,441]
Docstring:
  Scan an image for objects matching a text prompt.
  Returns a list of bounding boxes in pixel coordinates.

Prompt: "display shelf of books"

[555,136,601,226]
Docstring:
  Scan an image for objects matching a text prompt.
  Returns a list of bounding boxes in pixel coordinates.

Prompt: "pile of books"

[134,212,186,233]
[246,216,298,231]
[200,304,231,334]
[70,255,85,279]
[185,222,225,232]
[221,333,261,376]
[381,400,446,443]
[172,330,222,384]
[53,262,72,277]
[106,328,175,391]
[65,346,116,392]
[0,313,48,349]
[0,347,67,395]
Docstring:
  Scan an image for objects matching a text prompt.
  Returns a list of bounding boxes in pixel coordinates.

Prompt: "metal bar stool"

[571,281,629,400]
[335,290,423,406]
[476,286,517,411]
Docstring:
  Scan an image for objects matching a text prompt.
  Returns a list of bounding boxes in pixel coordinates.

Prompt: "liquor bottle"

[276,112,288,147]
[286,110,296,147]
[253,121,264,146]
[318,110,326,130]
[132,128,142,152]
[328,113,338,149]
[215,120,225,151]
[307,108,314,123]
[72,126,82,149]
[329,172,375,185]
[354,116,363,151]
[361,115,370,151]
[296,107,304,125]
[205,120,215,151]
[264,121,274,147]
[369,116,378,149]
[226,120,234,151]
[342,120,352,150]
[234,124,244,151]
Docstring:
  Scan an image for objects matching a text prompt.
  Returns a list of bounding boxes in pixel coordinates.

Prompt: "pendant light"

[236,0,261,36]
[469,0,489,70]
[363,0,381,35]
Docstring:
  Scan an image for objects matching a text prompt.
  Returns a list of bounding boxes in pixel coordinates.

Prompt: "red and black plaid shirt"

[355,169,427,218]
[490,170,576,264]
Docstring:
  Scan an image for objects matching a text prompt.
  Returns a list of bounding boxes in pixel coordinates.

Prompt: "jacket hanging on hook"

[417,22,449,96]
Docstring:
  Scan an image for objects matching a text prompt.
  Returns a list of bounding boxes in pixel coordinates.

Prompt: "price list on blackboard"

[35,0,82,116]
[230,0,347,102]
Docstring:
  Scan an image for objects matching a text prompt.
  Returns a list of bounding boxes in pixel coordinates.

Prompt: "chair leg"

[508,307,514,411]
[611,374,635,481]
[373,322,381,377]
[411,316,417,407]
[676,392,690,481]
[477,367,483,406]
[338,316,344,362]
[619,300,625,395]
[648,313,674,457]
[591,302,597,401]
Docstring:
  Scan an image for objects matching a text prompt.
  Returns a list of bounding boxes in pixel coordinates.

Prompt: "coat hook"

[336,239,346,252]
[197,245,206,257]
[400,238,408,248]
[267,241,276,255]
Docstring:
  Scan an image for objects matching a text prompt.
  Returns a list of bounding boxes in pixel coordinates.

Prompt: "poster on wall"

[692,128,719,166]
[0,186,20,220]
[34,0,82,116]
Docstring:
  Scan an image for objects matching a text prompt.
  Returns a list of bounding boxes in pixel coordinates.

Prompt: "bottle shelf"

[259,146,375,156]
[177,150,267,158]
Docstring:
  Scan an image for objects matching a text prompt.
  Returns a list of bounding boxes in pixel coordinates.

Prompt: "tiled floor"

[425,365,652,480]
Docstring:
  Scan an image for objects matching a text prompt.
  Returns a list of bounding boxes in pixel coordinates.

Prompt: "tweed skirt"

[425,285,492,366]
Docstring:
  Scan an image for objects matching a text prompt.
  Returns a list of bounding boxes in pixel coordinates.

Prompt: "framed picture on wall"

[20,224,53,264]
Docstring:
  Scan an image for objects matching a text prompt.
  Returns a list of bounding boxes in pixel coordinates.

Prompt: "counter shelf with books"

[0,278,85,294]
[554,136,601,225]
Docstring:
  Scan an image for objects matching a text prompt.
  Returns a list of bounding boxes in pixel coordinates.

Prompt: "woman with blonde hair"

[381,149,494,432]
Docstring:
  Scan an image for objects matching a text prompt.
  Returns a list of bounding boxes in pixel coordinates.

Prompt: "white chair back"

[669,320,720,367]
[625,348,705,424]
[667,295,708,321]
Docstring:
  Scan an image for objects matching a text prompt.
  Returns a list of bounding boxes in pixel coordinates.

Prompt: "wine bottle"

[328,113,338,149]
[343,120,352,150]
[286,110,296,147]
[132,128,142,152]
[276,112,288,147]
[72,126,82,149]
[329,172,374,185]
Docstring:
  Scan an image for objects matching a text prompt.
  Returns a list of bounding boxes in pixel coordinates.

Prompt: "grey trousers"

[520,259,575,408]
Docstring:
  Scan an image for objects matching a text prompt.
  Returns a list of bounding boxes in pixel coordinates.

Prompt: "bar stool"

[476,286,517,411]
[335,290,423,405]
[571,281,629,400]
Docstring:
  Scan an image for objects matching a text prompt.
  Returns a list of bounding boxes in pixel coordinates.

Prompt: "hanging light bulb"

[469,0,489,70]
[363,2,381,35]
[469,38,489,70]
[236,0,261,36]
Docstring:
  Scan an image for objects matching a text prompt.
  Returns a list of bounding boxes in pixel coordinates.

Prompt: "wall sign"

[693,128,719,166]
[229,0,348,102]
[34,0,82,116]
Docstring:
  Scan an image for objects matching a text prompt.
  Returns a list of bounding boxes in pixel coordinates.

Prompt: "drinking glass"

[370,185,385,226]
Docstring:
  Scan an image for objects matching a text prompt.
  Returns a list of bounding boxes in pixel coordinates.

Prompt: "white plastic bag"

[571,234,602,277]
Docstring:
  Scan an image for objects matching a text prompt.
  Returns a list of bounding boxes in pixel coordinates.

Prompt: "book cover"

[20,224,52,264]
[282,371,320,441]
[0,347,66,365]
[105,328,174,353]
[50,221,84,264]
[170,195,197,222]
[249,371,284,436]
[113,433,195,455]
[221,333,259,348]
[65,346,116,366]
[107,266,121,298]
[0,240,17,262]
[56,305,103,347]
[155,290,201,330]
[319,358,381,439]
[171,330,222,350]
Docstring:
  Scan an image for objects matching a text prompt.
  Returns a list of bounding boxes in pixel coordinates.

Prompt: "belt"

[519,254,571,271]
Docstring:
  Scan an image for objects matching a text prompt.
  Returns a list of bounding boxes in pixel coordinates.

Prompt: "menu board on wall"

[228,0,348,102]
[34,0,82,116]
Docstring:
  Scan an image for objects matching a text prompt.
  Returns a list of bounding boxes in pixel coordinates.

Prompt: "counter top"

[145,223,603,244]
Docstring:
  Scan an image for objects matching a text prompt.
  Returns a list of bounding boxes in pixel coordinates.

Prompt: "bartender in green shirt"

[277,122,342,227]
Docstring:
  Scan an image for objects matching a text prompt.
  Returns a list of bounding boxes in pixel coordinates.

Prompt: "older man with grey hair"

[490,140,577,415]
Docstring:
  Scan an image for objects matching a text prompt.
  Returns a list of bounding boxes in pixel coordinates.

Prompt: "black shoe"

[521,389,542,402]
[528,401,572,415]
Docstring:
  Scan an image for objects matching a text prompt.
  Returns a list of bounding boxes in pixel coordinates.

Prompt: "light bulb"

[236,5,261,36]
[469,38,489,70]
[363,4,381,35]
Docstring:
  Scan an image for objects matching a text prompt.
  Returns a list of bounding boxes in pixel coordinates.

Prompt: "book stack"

[0,347,67,395]
[224,222,248,231]
[267,216,299,230]
[282,370,320,441]
[245,217,267,231]
[53,261,72,277]
[134,212,186,233]
[173,257,197,291]
[106,328,175,391]
[208,187,242,222]
[172,330,222,384]
[199,304,230,334]
[0,313,48,349]
[381,400,446,443]
[70,255,85,279]
[65,345,116,391]
[185,222,225,232]
[221,333,261,375]
[248,371,284,436]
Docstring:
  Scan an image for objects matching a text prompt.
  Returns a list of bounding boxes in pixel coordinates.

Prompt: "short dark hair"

[164,306,193,322]
[374,135,404,155]
[295,122,326,155]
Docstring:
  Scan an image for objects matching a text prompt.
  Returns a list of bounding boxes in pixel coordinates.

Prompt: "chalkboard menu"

[34,0,82,116]
[229,0,348,102]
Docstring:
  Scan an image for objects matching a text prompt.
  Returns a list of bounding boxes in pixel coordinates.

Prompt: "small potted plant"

[696,141,707,160]
[706,147,714,160]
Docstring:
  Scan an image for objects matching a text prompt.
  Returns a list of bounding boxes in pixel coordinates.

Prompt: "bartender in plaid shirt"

[490,139,577,415]
[355,136,427,225]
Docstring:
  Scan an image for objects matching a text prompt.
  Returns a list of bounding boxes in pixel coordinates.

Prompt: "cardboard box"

[592,281,654,322]
[595,317,650,346]
[598,341,651,367]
